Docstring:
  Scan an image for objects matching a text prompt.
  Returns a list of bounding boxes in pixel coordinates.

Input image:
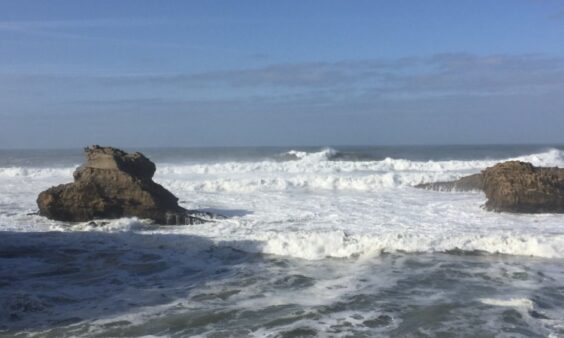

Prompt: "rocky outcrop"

[415,173,484,192]
[482,161,564,213]
[37,145,211,224]
[417,160,564,213]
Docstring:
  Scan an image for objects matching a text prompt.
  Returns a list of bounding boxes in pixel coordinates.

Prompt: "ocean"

[1,145,564,337]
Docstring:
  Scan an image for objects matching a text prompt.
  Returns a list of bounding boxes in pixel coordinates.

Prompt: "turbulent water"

[1,145,564,337]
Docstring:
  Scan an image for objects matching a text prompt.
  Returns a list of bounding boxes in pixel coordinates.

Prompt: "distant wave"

[276,147,340,161]
[152,148,564,192]
[156,148,563,174]
[1,149,563,192]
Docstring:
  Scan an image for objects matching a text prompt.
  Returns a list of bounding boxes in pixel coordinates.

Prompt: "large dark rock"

[482,161,564,213]
[415,173,484,192]
[37,145,210,224]
[416,160,564,213]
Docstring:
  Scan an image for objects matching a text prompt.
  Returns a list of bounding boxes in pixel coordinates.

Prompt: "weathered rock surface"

[482,161,564,213]
[37,145,211,224]
[415,173,484,192]
[416,160,564,213]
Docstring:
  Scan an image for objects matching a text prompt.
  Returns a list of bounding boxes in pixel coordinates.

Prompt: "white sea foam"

[1,148,562,182]
[175,224,564,260]
[1,148,564,259]
[0,166,74,179]
[158,172,460,193]
[150,147,564,192]
[480,297,535,309]
[285,147,339,161]
[154,148,563,176]
[2,147,564,336]
[30,214,564,260]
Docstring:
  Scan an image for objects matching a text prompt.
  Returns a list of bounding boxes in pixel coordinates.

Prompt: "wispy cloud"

[0,18,246,53]
[0,18,169,31]
[2,53,563,118]
[0,18,178,47]
[62,53,560,97]
[7,53,561,95]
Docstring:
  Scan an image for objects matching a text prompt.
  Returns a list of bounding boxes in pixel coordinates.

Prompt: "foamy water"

[1,145,564,336]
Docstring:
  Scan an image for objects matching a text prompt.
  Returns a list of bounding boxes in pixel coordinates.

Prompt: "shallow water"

[1,145,564,336]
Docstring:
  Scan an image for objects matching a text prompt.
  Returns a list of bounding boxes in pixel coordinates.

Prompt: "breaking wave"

[159,172,461,192]
[0,166,75,179]
[1,148,562,178]
[153,148,564,192]
[221,230,564,260]
[152,148,564,176]
[279,147,340,161]
[54,218,564,260]
[1,148,563,193]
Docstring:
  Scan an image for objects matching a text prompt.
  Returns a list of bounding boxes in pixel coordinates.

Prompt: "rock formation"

[417,160,564,213]
[482,161,564,213]
[37,145,211,224]
[415,173,484,192]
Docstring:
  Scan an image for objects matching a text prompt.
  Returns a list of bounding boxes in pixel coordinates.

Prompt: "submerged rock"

[415,173,484,192]
[417,160,564,213]
[482,161,564,213]
[37,145,211,224]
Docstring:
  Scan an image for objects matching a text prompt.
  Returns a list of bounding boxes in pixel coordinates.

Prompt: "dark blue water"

[1,144,562,167]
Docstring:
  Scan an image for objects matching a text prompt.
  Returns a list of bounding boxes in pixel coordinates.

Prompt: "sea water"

[1,145,564,337]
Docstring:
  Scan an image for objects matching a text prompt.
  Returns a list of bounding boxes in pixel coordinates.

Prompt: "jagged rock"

[37,145,212,224]
[416,173,484,192]
[78,145,156,179]
[482,161,564,213]
[417,160,564,213]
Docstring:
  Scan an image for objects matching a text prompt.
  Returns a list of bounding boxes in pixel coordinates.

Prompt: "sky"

[1,0,564,148]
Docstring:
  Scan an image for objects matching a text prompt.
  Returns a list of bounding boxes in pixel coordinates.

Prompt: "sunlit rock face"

[417,160,564,213]
[483,161,564,213]
[37,145,207,224]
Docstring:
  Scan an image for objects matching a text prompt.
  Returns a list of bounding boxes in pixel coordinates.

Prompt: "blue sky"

[1,0,564,148]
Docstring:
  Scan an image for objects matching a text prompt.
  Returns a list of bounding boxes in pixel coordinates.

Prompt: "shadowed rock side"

[415,173,484,192]
[482,161,564,213]
[416,161,564,213]
[37,145,213,224]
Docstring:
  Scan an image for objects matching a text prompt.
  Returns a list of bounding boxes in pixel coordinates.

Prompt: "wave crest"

[1,149,563,193]
[182,228,564,260]
[280,147,340,162]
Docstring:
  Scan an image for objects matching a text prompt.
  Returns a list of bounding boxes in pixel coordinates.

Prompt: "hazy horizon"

[2,142,564,151]
[2,1,564,148]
